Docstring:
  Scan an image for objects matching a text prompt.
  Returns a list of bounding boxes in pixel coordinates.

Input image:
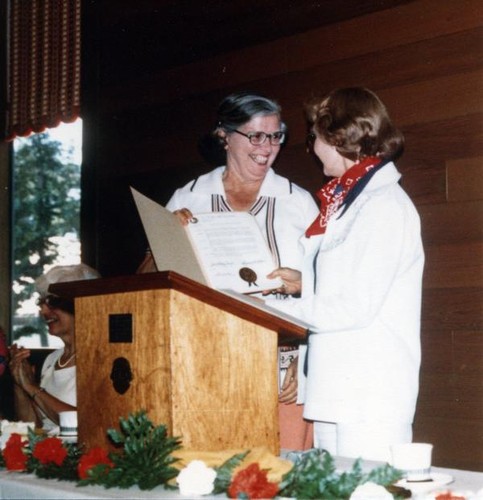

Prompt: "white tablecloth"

[0,457,482,499]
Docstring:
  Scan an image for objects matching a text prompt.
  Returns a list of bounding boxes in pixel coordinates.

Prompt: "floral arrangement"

[0,411,181,490]
[0,410,405,499]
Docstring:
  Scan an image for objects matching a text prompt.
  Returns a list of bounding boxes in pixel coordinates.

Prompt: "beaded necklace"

[57,352,76,368]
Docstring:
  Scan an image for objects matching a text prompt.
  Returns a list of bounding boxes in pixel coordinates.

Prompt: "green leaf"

[212,450,250,494]
[81,411,182,491]
[278,449,403,499]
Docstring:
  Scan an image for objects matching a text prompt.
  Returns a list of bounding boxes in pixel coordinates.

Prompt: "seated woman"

[9,264,100,431]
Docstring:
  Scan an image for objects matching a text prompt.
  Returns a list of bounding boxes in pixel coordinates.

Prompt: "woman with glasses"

[138,90,319,450]
[9,264,100,432]
[266,87,424,461]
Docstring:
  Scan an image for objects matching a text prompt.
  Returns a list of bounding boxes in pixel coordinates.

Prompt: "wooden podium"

[51,272,307,455]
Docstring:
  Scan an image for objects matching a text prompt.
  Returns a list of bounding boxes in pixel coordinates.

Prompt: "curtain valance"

[5,0,81,141]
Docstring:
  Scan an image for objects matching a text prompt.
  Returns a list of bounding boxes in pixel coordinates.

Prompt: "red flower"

[228,463,279,499]
[3,433,28,471]
[78,447,114,479]
[33,437,68,466]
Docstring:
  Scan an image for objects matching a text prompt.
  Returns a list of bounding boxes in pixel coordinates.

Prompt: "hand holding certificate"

[131,188,283,294]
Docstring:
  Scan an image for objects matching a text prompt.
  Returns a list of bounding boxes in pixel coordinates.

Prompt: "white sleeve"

[271,196,415,334]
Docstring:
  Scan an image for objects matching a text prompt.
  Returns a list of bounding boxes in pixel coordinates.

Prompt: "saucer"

[395,473,454,493]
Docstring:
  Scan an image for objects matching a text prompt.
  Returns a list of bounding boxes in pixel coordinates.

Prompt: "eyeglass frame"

[232,129,286,146]
[36,294,75,314]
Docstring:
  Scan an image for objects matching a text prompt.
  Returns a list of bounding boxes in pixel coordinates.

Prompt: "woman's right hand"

[173,208,195,226]
[265,267,302,295]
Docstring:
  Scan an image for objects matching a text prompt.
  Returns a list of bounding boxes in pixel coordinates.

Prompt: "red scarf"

[305,156,380,237]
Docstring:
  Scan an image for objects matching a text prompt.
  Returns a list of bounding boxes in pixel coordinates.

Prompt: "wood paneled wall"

[82,0,483,470]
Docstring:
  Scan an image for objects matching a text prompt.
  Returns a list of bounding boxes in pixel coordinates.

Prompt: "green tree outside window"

[12,131,80,346]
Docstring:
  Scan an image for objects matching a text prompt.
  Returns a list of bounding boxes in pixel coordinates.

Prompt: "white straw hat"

[35,264,100,297]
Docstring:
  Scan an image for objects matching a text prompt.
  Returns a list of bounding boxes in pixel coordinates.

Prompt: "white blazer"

[272,162,425,424]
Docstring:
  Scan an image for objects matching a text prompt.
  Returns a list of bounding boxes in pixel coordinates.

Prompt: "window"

[11,120,82,348]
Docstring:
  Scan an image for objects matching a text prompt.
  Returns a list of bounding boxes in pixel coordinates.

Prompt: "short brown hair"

[306,87,404,161]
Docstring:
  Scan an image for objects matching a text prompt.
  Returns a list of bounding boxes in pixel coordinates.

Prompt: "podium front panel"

[75,287,280,454]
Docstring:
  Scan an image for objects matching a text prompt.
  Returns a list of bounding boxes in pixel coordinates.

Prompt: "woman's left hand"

[9,346,36,391]
[279,357,298,404]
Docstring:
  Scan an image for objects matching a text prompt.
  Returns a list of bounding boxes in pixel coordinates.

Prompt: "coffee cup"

[391,442,433,482]
[59,411,77,437]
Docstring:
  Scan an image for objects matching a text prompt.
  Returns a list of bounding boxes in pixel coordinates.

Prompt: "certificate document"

[131,188,283,294]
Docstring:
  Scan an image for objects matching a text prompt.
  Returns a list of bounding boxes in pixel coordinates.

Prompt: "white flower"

[176,460,217,497]
[0,420,35,450]
[350,481,393,500]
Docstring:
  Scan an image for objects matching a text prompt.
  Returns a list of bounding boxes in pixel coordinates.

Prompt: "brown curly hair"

[306,87,404,162]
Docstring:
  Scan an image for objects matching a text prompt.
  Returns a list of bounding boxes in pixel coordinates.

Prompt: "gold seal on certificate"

[239,267,258,287]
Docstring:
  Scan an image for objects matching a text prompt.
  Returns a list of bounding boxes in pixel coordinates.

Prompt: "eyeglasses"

[233,129,286,146]
[36,294,74,312]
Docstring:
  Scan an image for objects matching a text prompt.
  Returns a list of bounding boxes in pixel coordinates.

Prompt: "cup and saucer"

[391,443,454,494]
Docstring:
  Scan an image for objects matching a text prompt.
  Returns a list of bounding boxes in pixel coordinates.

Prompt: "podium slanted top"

[50,270,308,344]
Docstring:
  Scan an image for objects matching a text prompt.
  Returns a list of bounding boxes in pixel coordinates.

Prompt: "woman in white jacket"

[268,87,424,461]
